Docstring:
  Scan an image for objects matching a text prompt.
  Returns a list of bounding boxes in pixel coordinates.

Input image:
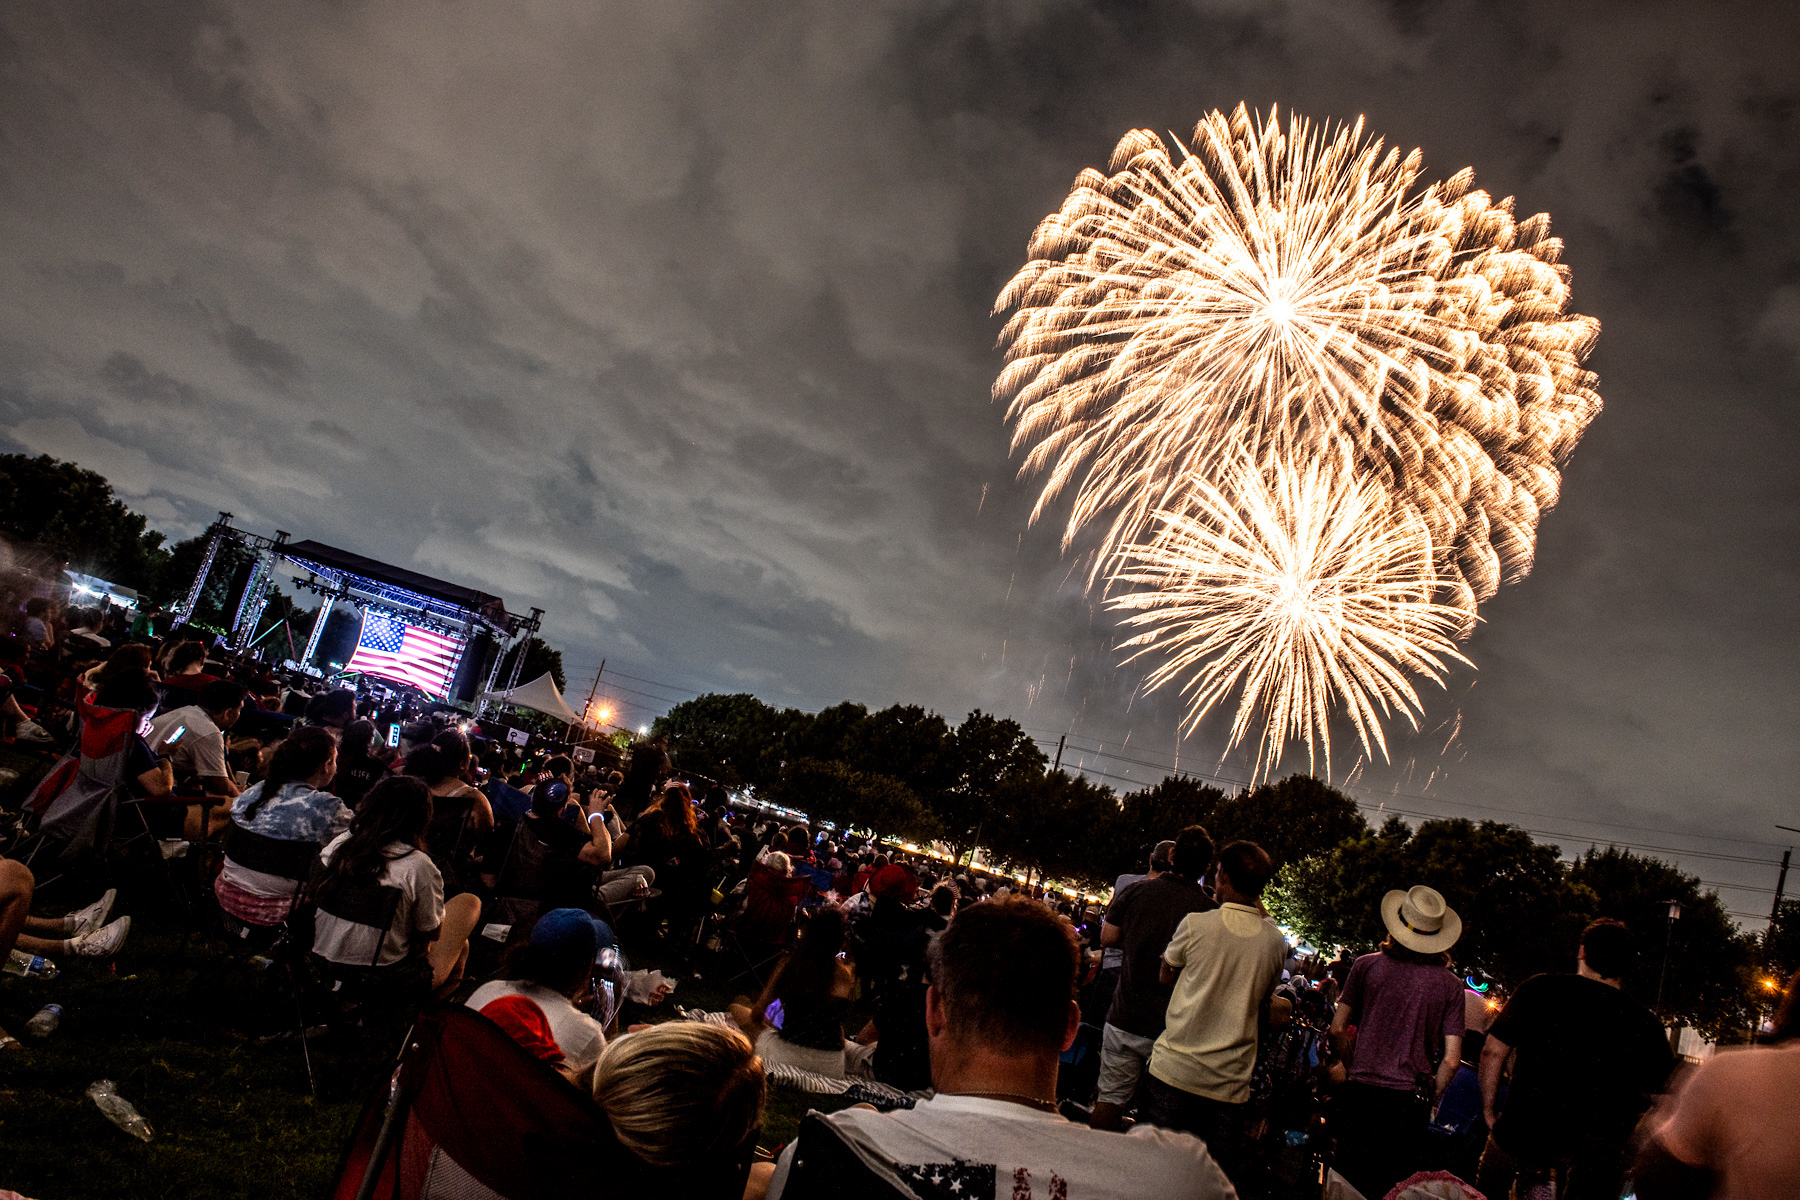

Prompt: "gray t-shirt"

[311,835,444,968]
[148,705,228,781]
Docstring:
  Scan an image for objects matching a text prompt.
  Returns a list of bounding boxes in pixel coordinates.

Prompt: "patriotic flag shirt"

[769,1093,1235,1200]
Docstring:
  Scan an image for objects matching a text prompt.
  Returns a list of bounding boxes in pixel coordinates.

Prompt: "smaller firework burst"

[1109,452,1472,779]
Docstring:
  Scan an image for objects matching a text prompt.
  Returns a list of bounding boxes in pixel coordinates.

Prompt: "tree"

[988,770,1119,891]
[855,704,956,802]
[1208,775,1366,871]
[1101,775,1228,882]
[0,453,171,591]
[1265,817,1595,987]
[771,757,939,845]
[1764,900,1800,984]
[929,710,1047,865]
[494,636,566,692]
[653,693,792,789]
[1569,847,1756,1041]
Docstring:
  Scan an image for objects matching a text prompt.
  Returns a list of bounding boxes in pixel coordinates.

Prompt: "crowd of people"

[0,589,1797,1200]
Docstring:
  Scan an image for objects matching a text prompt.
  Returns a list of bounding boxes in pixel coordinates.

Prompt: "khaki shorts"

[1095,1022,1157,1106]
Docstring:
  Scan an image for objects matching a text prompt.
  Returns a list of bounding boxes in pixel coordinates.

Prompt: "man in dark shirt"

[1478,919,1675,1200]
[1090,823,1216,1131]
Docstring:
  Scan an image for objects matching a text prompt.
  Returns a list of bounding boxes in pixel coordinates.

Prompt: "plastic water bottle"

[4,948,58,979]
[86,1080,153,1142]
[24,1004,61,1037]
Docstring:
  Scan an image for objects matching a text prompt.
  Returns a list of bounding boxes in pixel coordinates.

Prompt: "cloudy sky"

[2,2,1795,919]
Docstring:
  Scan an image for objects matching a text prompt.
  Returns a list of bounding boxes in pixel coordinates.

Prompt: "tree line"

[654,690,1795,1042]
[6,452,1788,1040]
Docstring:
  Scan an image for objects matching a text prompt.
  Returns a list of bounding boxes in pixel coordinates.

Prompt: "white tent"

[479,672,582,724]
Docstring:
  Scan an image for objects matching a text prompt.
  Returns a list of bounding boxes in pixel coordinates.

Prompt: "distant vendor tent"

[479,672,581,725]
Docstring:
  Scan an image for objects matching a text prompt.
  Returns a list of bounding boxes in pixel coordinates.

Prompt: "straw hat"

[1380,885,1462,954]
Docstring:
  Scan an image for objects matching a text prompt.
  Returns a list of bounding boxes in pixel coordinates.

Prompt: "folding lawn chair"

[333,1004,757,1200]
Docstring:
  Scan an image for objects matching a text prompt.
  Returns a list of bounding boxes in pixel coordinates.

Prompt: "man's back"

[770,1094,1235,1200]
[1490,972,1674,1158]
[1151,904,1287,1103]
[1106,875,1215,1038]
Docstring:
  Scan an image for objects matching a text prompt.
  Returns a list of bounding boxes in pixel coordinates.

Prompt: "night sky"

[2,3,1794,922]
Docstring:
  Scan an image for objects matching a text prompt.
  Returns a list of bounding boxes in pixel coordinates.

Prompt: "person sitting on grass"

[311,775,481,999]
[215,726,350,932]
[767,896,1235,1200]
[731,904,873,1080]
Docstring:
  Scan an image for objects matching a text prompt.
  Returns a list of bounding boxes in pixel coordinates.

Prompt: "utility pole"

[1656,898,1683,1014]
[1053,734,1065,772]
[1773,824,1798,924]
[583,659,606,738]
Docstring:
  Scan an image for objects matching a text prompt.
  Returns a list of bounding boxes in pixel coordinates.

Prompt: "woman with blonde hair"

[591,1022,765,1194]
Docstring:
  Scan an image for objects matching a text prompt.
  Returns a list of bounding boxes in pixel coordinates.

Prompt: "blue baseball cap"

[530,908,600,959]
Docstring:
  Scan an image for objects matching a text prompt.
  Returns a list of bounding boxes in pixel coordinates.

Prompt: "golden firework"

[995,105,1601,772]
[1110,452,1471,779]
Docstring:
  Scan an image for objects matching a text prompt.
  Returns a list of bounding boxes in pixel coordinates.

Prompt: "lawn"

[0,895,851,1200]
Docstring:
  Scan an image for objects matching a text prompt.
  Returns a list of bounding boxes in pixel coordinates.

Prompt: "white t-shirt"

[467,980,606,1072]
[148,705,228,781]
[311,835,444,968]
[1150,903,1287,1104]
[768,1093,1235,1200]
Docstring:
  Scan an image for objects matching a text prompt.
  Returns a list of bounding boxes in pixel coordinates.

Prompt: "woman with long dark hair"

[731,905,872,1079]
[216,726,349,928]
[329,719,389,810]
[312,775,482,996]
[626,780,711,947]
[406,730,492,892]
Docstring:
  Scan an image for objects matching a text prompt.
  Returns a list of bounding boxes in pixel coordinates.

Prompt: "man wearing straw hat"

[1328,884,1468,1200]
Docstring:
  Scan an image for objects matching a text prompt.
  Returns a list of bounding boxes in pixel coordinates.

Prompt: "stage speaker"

[451,631,500,703]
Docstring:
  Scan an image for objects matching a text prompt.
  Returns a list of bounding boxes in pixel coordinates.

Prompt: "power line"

[1032,730,1788,858]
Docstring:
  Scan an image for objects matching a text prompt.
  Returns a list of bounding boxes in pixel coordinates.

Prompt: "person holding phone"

[145,679,245,841]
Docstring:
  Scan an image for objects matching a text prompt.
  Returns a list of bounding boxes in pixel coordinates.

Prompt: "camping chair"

[206,831,328,1095]
[487,820,617,943]
[332,1005,758,1200]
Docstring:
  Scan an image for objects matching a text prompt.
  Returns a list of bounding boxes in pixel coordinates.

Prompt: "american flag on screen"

[345,611,463,697]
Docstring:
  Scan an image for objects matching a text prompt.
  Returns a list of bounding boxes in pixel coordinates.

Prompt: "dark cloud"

[0,0,1795,919]
[220,319,306,388]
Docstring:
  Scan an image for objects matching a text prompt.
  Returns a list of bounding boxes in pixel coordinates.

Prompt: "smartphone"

[164,724,186,747]
[386,724,401,748]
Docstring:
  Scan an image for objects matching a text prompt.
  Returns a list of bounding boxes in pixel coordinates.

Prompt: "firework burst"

[1110,452,1472,779]
[994,105,1600,773]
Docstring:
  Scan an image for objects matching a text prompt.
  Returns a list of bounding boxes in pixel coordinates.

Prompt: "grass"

[0,919,369,1200]
[0,865,859,1200]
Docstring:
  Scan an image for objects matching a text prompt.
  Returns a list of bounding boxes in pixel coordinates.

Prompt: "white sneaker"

[14,720,53,743]
[68,888,117,937]
[71,915,130,958]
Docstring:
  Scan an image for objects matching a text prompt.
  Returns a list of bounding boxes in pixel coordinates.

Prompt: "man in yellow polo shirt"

[1141,840,1287,1187]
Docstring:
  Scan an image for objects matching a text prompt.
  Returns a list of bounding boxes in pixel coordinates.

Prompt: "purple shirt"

[1340,950,1466,1091]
